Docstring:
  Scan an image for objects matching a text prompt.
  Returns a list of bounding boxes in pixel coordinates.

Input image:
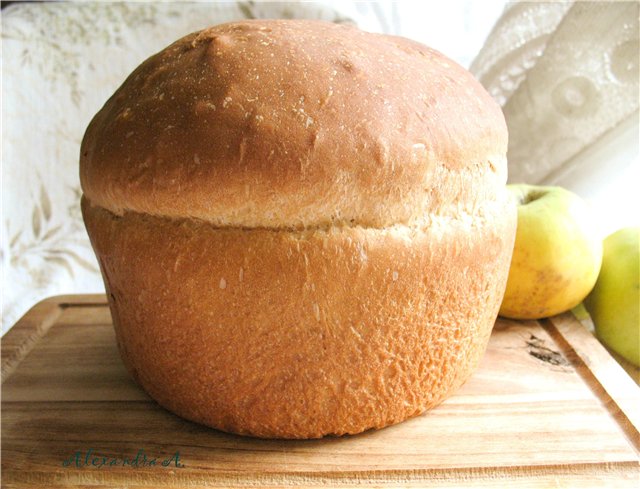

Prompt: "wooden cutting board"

[2,295,639,488]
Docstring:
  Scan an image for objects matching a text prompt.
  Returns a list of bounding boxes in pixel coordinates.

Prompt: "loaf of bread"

[81,19,516,439]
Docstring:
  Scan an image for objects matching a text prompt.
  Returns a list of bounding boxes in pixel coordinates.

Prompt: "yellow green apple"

[499,184,602,320]
[584,227,639,367]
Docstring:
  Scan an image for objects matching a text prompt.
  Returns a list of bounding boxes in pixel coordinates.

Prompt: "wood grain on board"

[2,295,639,487]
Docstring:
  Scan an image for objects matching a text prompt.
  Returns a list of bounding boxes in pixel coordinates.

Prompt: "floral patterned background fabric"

[2,1,638,333]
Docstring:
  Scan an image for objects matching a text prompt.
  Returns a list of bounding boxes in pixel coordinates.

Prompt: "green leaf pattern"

[9,177,100,287]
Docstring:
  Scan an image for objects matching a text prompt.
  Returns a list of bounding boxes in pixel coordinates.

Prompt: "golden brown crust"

[80,20,515,438]
[80,19,507,228]
[82,197,515,439]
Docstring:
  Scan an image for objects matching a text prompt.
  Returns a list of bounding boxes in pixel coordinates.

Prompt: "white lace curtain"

[472,1,639,237]
[2,1,638,332]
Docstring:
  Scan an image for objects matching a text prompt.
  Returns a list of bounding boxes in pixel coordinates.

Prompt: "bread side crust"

[82,196,515,438]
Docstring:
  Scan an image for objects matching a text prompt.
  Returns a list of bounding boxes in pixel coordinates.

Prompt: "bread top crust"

[80,19,508,228]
